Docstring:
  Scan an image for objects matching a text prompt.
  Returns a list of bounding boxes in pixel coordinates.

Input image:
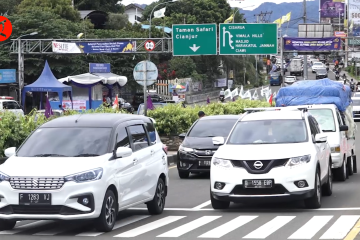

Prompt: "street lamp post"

[232,5,254,23]
[17,32,38,105]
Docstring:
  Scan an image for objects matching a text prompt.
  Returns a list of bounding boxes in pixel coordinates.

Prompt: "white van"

[0,96,24,117]
[286,104,356,181]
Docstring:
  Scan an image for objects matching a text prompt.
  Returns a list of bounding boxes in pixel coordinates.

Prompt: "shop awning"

[58,73,127,86]
[92,73,127,86]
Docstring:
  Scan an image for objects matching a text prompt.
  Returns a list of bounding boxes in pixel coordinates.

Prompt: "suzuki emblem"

[253,161,263,169]
[32,179,38,187]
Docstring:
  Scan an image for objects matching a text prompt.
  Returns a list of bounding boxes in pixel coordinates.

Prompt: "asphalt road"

[3,69,360,240]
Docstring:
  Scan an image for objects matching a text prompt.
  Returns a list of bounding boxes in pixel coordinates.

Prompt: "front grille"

[231,159,289,174]
[231,184,288,195]
[194,149,215,157]
[10,177,65,190]
[11,205,62,214]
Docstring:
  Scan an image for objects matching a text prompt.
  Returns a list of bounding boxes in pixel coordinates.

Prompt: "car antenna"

[75,111,85,123]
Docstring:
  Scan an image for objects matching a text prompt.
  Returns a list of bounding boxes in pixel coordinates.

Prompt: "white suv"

[0,96,24,117]
[0,113,168,232]
[210,108,332,209]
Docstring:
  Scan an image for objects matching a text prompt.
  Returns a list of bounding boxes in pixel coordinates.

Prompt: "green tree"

[106,13,129,30]
[75,0,123,13]
[17,0,80,21]
[169,57,196,78]
[0,0,22,15]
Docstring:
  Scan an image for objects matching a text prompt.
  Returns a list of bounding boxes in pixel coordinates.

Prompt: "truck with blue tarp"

[275,78,357,181]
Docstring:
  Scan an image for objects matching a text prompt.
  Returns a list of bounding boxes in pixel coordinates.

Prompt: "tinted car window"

[317,69,327,74]
[115,127,131,149]
[228,120,308,144]
[188,119,237,138]
[128,125,149,152]
[17,128,112,157]
[3,101,21,109]
[145,120,156,143]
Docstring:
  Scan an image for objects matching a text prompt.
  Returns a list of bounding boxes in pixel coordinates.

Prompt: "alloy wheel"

[156,182,165,209]
[105,196,116,226]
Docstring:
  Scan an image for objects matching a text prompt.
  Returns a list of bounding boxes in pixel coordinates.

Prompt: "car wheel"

[147,178,166,215]
[0,220,16,230]
[304,169,321,209]
[335,158,347,181]
[322,160,333,196]
[353,155,357,173]
[178,170,189,179]
[347,156,354,176]
[210,192,230,209]
[95,190,117,232]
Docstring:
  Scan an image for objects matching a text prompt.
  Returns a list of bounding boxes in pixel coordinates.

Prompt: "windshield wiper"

[73,154,100,157]
[322,130,335,132]
[31,154,68,157]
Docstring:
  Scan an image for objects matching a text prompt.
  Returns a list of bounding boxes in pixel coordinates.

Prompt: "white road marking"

[129,207,360,212]
[198,215,258,238]
[192,201,211,210]
[76,215,150,237]
[0,220,53,235]
[114,216,185,238]
[288,216,333,239]
[320,215,360,239]
[157,216,221,238]
[243,216,296,239]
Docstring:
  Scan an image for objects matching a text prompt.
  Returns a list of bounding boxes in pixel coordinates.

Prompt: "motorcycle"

[351,83,355,92]
[326,66,329,72]
[335,73,340,80]
[219,96,225,102]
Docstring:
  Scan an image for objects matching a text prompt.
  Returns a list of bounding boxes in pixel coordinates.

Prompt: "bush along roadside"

[0,99,271,157]
[147,98,271,136]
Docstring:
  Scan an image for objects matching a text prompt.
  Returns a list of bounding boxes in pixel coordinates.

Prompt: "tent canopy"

[59,72,127,87]
[22,60,73,107]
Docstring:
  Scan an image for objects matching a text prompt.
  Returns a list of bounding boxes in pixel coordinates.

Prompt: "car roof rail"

[244,107,308,113]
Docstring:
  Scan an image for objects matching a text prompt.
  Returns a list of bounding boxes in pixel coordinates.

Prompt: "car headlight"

[330,146,340,153]
[179,145,194,153]
[212,157,232,168]
[65,168,103,183]
[286,155,311,168]
[0,171,10,182]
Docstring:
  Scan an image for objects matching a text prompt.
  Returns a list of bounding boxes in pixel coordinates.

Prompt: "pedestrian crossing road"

[1,210,360,240]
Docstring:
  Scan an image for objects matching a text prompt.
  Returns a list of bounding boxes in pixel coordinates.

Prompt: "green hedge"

[0,99,270,157]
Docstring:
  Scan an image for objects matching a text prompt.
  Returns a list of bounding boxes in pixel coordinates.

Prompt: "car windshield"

[2,101,21,109]
[138,104,165,115]
[308,109,335,132]
[352,99,360,105]
[17,127,112,157]
[188,119,238,138]
[227,120,308,144]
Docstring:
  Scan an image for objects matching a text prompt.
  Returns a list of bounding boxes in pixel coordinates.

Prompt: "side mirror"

[115,147,133,158]
[4,147,16,157]
[340,125,348,131]
[178,133,186,139]
[212,137,225,146]
[315,133,328,143]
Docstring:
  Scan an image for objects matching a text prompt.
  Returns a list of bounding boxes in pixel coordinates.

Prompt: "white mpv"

[210,108,332,209]
[0,114,169,232]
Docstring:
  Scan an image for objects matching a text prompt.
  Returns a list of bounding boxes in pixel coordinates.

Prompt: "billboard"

[0,69,16,84]
[320,0,345,30]
[52,41,136,54]
[348,0,360,37]
[283,37,341,51]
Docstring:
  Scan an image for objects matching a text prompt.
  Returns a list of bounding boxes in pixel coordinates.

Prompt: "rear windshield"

[188,119,237,138]
[317,69,327,74]
[308,109,335,132]
[353,100,360,105]
[313,62,322,66]
[2,101,21,109]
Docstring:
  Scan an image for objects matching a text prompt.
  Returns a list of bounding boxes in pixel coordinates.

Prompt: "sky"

[120,0,314,11]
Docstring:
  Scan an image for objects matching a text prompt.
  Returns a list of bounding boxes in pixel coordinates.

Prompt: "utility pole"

[302,0,308,80]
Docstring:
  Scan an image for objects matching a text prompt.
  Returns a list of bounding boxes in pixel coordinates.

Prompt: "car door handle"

[151,150,155,156]
[133,159,138,165]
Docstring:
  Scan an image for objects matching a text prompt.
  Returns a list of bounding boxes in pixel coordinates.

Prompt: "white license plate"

[199,161,211,166]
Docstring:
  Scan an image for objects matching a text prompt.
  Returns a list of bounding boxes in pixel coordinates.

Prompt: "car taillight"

[162,144,168,154]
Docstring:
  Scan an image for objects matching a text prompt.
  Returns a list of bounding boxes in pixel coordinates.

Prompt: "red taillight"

[0,96,14,100]
[162,144,168,154]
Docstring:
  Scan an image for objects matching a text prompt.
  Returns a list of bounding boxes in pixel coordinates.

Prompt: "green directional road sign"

[219,23,277,55]
[172,24,217,56]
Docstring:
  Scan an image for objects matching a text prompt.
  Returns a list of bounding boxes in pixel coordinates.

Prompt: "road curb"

[168,154,177,166]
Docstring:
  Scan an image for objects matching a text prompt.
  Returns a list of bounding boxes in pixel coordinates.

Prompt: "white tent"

[58,73,127,86]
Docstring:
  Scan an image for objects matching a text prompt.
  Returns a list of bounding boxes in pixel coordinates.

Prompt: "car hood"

[0,155,109,177]
[215,143,310,160]
[182,137,220,150]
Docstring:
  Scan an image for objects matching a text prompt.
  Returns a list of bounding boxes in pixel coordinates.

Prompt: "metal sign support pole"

[280,29,284,87]
[143,60,148,116]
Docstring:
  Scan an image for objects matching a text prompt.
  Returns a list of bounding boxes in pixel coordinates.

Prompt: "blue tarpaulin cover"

[275,78,352,112]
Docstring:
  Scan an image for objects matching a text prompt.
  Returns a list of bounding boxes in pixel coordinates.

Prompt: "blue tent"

[22,61,73,108]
